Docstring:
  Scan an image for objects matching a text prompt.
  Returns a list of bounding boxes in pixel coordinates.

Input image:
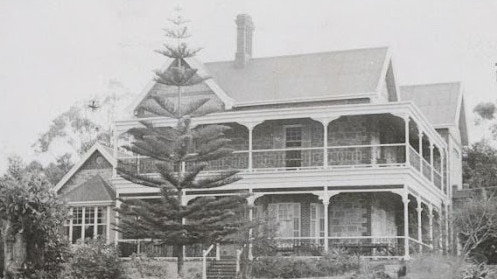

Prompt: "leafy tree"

[0,157,69,279]
[453,193,497,259]
[33,105,110,156]
[114,10,247,278]
[25,153,74,186]
[463,140,497,188]
[33,80,132,158]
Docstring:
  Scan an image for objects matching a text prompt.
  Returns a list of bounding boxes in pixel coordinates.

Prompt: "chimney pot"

[234,14,254,68]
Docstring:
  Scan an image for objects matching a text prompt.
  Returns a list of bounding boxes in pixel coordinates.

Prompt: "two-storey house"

[57,14,467,260]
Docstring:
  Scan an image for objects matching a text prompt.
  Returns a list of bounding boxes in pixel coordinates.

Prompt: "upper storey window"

[285,126,303,168]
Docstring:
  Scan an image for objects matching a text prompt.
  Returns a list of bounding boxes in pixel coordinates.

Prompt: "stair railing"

[202,243,216,279]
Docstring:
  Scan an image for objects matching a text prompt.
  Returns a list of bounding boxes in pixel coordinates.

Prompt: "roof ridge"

[400,81,461,88]
[204,46,389,64]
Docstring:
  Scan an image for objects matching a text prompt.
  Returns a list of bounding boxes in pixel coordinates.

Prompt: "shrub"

[65,238,127,279]
[126,253,167,278]
[317,248,360,275]
[462,263,489,279]
[252,250,360,278]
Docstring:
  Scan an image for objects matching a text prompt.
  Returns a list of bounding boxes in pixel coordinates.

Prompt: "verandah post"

[402,193,410,260]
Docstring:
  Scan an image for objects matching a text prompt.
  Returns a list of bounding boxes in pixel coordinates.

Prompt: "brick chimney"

[234,14,254,68]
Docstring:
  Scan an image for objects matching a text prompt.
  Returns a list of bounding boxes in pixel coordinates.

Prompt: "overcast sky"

[1,0,497,173]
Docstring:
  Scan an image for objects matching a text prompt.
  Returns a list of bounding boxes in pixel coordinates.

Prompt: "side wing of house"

[400,82,468,191]
[54,143,116,244]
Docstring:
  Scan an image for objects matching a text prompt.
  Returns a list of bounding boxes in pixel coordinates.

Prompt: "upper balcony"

[114,102,448,196]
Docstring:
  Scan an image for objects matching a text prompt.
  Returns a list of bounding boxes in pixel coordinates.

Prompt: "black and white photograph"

[1,1,497,278]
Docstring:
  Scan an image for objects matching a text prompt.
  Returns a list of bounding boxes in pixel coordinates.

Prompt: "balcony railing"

[422,158,431,181]
[117,239,217,258]
[117,142,444,194]
[409,146,420,171]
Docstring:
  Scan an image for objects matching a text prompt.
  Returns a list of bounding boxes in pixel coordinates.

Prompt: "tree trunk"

[176,244,185,278]
[2,220,27,279]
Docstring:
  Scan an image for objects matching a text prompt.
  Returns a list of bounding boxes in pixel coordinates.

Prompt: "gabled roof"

[400,82,468,145]
[128,47,390,114]
[204,47,389,106]
[126,58,235,118]
[54,142,115,193]
[61,174,115,202]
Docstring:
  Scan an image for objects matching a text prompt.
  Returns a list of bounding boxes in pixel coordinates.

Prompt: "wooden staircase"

[206,258,237,279]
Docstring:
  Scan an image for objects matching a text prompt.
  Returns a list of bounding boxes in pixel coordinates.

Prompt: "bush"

[65,238,127,279]
[126,253,167,278]
[317,248,360,275]
[251,249,360,278]
[0,233,3,277]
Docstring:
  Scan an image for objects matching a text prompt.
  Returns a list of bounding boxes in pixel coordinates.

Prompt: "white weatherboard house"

[56,14,467,260]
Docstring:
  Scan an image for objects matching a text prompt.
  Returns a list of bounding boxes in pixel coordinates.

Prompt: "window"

[268,203,300,238]
[285,126,302,168]
[65,206,108,244]
[310,203,325,244]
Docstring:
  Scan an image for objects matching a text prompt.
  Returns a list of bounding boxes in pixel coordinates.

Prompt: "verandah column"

[429,144,434,182]
[418,131,423,170]
[248,124,255,171]
[416,198,423,253]
[441,149,446,194]
[444,204,449,254]
[323,199,330,252]
[240,121,262,172]
[428,204,434,250]
[404,116,410,166]
[402,193,410,259]
[246,194,259,260]
[112,126,118,178]
[438,209,443,253]
[322,121,329,168]
[312,117,338,168]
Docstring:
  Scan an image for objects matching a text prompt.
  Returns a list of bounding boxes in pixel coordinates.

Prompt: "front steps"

[206,258,237,279]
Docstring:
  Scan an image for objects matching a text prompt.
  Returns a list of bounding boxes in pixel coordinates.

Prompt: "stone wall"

[329,193,369,237]
[370,193,398,237]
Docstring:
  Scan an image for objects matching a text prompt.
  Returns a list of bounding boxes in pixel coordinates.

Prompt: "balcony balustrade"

[117,236,429,259]
[117,141,444,194]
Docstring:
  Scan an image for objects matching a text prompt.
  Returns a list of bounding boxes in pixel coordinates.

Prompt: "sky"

[1,0,497,173]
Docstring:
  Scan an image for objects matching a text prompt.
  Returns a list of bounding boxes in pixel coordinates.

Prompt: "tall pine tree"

[115,9,247,278]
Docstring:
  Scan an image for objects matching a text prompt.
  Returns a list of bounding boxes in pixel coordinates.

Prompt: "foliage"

[250,214,279,258]
[462,263,489,279]
[251,249,360,278]
[26,153,74,185]
[475,102,497,121]
[0,156,70,279]
[114,9,247,278]
[0,231,3,276]
[316,249,361,275]
[64,238,126,279]
[126,253,167,278]
[453,194,497,257]
[33,105,110,155]
[463,141,497,188]
[474,101,497,139]
[33,81,132,159]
